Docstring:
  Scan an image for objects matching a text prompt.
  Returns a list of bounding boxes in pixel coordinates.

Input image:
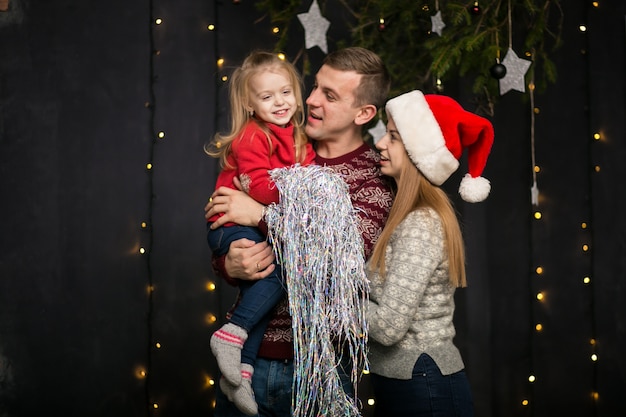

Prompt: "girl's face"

[375,115,408,180]
[247,68,297,127]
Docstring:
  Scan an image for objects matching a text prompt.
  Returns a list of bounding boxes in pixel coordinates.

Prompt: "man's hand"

[204,186,265,229]
[225,238,276,280]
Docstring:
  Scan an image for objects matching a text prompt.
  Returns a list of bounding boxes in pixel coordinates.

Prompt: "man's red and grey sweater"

[212,142,393,360]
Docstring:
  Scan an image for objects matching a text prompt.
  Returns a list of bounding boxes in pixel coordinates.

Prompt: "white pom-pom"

[459,174,491,203]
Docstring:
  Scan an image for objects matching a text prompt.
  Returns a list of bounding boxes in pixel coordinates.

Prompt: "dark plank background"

[0,1,624,416]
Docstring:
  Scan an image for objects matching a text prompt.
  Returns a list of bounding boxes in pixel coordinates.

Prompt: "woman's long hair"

[204,51,307,168]
[368,152,467,288]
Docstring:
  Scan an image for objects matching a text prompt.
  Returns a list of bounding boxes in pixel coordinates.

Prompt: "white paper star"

[297,0,330,54]
[499,47,532,95]
[368,119,386,144]
[431,11,446,36]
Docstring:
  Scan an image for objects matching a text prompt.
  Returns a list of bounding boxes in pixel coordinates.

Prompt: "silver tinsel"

[265,164,369,417]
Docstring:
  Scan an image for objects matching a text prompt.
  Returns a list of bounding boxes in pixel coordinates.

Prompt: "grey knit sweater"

[366,207,465,380]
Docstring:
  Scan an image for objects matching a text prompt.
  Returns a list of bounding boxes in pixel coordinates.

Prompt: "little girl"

[205,51,315,415]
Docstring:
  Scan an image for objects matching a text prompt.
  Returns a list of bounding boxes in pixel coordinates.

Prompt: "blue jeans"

[214,357,294,417]
[371,353,474,417]
[207,224,285,365]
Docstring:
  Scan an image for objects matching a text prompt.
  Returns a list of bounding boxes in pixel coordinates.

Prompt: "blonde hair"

[368,152,467,288]
[205,51,307,168]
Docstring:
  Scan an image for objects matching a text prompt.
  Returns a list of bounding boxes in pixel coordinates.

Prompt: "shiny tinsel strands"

[265,164,369,417]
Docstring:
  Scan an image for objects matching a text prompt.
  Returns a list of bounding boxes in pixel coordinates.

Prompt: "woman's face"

[375,115,408,180]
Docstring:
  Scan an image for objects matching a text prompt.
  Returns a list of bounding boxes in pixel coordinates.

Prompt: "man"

[206,47,393,417]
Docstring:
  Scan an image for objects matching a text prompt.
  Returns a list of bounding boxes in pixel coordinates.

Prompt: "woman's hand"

[225,238,276,280]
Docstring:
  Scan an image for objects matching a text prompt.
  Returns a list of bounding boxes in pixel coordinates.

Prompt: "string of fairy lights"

[582,1,599,412]
[136,1,605,415]
[525,1,601,414]
[141,0,157,414]
[140,2,224,414]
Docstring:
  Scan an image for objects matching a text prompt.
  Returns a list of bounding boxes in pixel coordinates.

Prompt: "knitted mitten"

[210,323,248,385]
[220,364,258,416]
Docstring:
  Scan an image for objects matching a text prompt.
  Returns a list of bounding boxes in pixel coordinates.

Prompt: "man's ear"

[354,104,378,126]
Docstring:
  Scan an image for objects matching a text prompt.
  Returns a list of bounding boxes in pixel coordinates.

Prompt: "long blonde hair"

[369,152,467,288]
[204,51,308,168]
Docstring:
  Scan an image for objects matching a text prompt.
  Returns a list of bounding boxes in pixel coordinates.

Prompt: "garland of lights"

[141,1,603,415]
[142,0,158,413]
[142,4,227,414]
[524,3,599,413]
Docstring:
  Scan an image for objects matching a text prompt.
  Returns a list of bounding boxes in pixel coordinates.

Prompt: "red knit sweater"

[208,119,315,224]
[212,142,393,360]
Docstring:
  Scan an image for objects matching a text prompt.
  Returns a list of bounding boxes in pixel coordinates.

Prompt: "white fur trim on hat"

[385,90,459,186]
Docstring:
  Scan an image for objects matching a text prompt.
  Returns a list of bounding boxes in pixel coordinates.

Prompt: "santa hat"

[385,90,494,202]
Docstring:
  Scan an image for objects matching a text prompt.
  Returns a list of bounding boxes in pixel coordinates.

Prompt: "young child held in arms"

[205,51,315,415]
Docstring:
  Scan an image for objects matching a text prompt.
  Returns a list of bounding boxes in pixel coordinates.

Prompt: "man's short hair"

[322,47,391,109]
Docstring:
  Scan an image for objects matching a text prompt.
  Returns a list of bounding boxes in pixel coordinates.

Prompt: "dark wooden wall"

[0,1,624,416]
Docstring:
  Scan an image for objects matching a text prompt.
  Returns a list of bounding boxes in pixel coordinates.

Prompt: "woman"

[366,90,494,417]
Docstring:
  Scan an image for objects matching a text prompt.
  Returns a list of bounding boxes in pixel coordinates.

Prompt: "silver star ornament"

[431,11,445,36]
[368,119,386,145]
[297,0,331,54]
[499,47,532,95]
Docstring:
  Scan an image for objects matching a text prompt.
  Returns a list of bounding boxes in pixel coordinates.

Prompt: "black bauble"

[490,63,507,79]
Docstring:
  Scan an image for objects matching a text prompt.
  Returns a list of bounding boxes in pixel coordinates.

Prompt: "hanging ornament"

[430,11,445,36]
[499,1,531,94]
[377,17,386,32]
[297,0,331,54]
[531,181,539,205]
[435,77,444,93]
[499,47,531,94]
[490,60,507,79]
[368,119,386,144]
[470,1,481,15]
